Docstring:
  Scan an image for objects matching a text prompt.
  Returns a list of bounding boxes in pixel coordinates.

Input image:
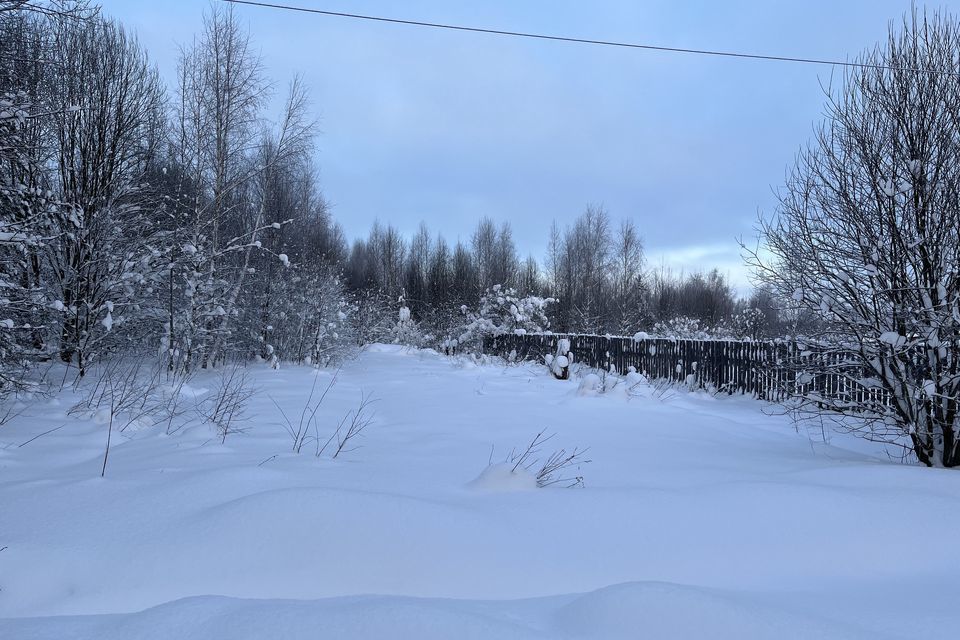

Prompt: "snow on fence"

[482,333,908,404]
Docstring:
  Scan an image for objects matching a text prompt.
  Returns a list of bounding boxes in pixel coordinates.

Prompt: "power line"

[222,0,950,76]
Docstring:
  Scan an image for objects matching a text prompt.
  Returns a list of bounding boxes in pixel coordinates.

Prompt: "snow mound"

[0,583,876,640]
[577,373,603,396]
[468,463,537,492]
[553,581,872,640]
[362,343,409,354]
[0,594,541,640]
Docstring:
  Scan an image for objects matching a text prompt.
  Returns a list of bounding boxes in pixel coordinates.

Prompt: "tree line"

[342,208,782,341]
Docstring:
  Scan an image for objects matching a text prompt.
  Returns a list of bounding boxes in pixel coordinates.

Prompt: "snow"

[878,331,905,347]
[468,462,537,492]
[1,346,958,638]
[577,372,602,396]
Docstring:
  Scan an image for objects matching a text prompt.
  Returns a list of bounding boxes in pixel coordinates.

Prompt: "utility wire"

[222,0,954,76]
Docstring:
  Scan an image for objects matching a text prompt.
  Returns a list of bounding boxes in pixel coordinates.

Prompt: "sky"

[97,0,921,293]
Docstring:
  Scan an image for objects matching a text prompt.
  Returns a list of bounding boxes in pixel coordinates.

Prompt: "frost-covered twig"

[505,430,591,488]
[68,361,160,477]
[271,368,339,453]
[502,429,590,488]
[202,364,254,443]
[536,447,591,488]
[509,429,554,473]
[330,392,377,459]
[17,423,66,448]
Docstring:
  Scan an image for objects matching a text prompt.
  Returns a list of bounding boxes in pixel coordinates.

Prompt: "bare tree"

[611,218,646,333]
[471,216,497,293]
[516,254,542,296]
[167,4,320,371]
[744,8,960,467]
[403,222,431,316]
[427,233,452,305]
[550,205,613,333]
[366,221,406,297]
[450,240,476,305]
[169,1,269,370]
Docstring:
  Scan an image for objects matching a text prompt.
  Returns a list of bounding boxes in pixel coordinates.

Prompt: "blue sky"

[98,0,919,291]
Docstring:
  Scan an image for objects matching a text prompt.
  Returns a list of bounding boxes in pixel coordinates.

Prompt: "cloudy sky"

[98,0,916,292]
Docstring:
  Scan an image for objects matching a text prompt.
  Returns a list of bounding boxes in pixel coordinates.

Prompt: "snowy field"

[1,345,958,639]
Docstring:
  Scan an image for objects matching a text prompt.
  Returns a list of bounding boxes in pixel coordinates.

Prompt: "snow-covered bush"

[544,338,572,380]
[237,262,355,368]
[458,285,555,350]
[730,308,766,340]
[650,314,766,341]
[419,304,469,355]
[471,431,589,491]
[350,288,394,347]
[202,364,254,442]
[508,430,589,488]
[651,316,713,340]
[271,370,376,459]
[388,297,426,347]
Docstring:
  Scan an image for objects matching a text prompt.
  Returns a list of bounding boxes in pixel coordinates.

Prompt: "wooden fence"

[482,333,904,404]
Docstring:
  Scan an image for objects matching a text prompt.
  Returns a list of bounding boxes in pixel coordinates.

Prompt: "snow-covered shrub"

[236,262,355,368]
[68,360,175,476]
[271,370,376,459]
[545,338,572,380]
[730,307,766,340]
[458,285,555,350]
[330,392,377,459]
[419,304,468,355]
[652,316,712,340]
[577,372,603,396]
[350,288,394,347]
[202,363,254,443]
[506,430,590,488]
[469,462,537,491]
[439,337,460,355]
[388,297,427,347]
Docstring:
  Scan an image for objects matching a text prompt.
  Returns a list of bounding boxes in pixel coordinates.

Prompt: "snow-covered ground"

[1,345,958,639]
